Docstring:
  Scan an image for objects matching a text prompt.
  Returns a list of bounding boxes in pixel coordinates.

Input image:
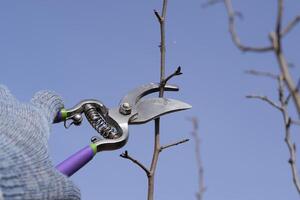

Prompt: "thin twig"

[278,76,300,194]
[120,151,151,177]
[161,66,183,88]
[159,139,189,152]
[246,95,282,111]
[188,117,206,200]
[281,15,300,37]
[245,69,279,80]
[224,0,273,52]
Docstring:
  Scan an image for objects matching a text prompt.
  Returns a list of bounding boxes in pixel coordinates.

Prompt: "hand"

[0,85,80,200]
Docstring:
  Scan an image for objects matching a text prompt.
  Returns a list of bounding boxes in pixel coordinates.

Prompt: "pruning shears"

[53,83,191,177]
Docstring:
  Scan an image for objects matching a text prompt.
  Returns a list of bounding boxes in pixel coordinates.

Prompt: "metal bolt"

[73,114,83,126]
[119,102,132,115]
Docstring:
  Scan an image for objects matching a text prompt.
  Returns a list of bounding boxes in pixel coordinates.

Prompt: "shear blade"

[130,98,192,124]
[120,83,179,108]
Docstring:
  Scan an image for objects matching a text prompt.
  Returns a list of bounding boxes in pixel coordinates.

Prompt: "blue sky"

[1,1,300,199]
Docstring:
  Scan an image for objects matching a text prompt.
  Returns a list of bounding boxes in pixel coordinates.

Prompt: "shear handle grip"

[56,145,96,177]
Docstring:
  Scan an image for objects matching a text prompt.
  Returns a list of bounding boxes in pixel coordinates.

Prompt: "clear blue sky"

[1,1,300,199]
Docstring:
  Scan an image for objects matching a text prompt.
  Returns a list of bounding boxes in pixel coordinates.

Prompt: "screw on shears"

[53,82,191,177]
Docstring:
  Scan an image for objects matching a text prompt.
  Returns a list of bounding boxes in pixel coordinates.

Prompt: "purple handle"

[56,145,96,177]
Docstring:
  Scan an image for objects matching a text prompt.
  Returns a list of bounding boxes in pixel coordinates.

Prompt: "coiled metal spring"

[84,104,118,139]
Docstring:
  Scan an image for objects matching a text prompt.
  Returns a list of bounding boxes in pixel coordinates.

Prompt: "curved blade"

[119,83,179,108]
[129,98,192,124]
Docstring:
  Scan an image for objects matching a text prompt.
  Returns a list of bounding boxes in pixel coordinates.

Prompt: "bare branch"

[120,151,151,177]
[218,0,300,194]
[224,0,273,52]
[201,0,223,8]
[161,66,183,88]
[277,76,300,193]
[188,117,206,200]
[245,69,279,80]
[149,1,168,200]
[154,9,163,22]
[281,15,300,37]
[246,94,282,111]
[159,138,189,152]
[267,2,300,117]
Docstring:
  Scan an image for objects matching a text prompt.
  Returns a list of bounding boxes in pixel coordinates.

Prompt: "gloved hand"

[0,85,80,200]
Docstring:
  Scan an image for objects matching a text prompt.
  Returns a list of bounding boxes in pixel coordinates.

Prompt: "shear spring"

[84,104,118,139]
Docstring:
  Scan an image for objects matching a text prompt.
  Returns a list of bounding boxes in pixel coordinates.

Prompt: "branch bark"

[120,151,150,177]
[277,76,300,194]
[271,0,300,117]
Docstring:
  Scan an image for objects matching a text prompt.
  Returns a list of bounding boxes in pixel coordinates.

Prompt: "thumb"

[31,90,64,124]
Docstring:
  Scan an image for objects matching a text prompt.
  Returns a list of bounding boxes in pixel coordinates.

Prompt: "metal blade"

[129,98,192,124]
[119,83,179,109]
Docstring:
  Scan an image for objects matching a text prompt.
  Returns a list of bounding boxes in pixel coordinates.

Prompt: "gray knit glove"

[0,85,81,200]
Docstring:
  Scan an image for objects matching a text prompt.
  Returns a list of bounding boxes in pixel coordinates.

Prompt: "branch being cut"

[121,1,188,199]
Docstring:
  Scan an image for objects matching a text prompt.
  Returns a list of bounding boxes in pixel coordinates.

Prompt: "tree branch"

[268,1,300,117]
[149,1,168,199]
[245,69,279,80]
[161,66,183,88]
[277,76,300,194]
[281,15,300,37]
[224,0,273,52]
[159,138,189,152]
[246,94,282,111]
[120,151,151,177]
[188,117,206,200]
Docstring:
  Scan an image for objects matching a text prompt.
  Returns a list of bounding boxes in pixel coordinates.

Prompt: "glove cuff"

[31,91,64,124]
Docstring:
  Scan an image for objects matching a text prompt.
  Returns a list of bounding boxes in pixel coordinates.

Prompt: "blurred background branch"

[189,117,206,200]
[205,0,300,194]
